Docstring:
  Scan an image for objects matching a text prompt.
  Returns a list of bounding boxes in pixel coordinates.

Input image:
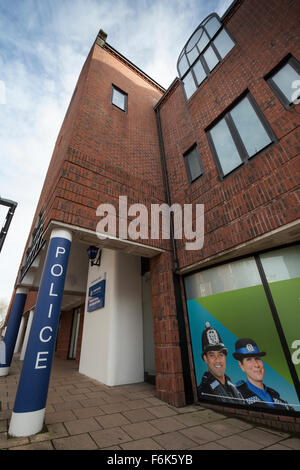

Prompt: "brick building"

[3,0,300,436]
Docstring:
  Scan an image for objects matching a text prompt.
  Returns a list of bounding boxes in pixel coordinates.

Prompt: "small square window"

[266,56,300,109]
[111,85,127,112]
[184,146,203,183]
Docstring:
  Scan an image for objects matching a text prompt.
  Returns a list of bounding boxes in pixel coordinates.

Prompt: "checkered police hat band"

[236,345,259,355]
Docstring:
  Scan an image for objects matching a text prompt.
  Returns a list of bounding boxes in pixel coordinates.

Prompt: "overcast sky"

[0,0,232,316]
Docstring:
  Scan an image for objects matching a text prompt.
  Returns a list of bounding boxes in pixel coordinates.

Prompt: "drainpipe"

[155,107,179,272]
[155,106,194,404]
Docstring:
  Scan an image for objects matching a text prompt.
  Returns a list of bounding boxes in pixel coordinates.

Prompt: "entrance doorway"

[142,264,156,384]
[68,307,81,359]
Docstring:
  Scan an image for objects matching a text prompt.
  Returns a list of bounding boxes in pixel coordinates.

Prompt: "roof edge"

[103,42,166,93]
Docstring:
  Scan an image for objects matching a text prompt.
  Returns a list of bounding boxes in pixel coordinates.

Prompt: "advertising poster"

[184,247,300,413]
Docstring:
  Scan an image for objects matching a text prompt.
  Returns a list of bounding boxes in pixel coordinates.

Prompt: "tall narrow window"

[111,85,127,112]
[266,56,300,109]
[207,93,276,178]
[184,145,204,183]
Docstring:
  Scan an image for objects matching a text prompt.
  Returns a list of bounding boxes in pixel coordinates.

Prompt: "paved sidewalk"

[0,357,300,450]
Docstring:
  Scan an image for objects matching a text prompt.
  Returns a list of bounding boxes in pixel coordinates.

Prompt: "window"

[111,85,127,111]
[266,56,300,109]
[207,93,276,178]
[177,14,235,99]
[184,145,203,183]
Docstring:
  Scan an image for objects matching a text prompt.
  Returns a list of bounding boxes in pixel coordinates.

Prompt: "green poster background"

[268,277,300,382]
[196,284,293,385]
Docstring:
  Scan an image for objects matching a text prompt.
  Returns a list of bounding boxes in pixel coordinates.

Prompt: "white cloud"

[0,0,233,310]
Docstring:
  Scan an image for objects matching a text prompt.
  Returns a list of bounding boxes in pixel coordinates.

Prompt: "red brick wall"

[11,0,299,413]
[42,44,167,242]
[150,252,186,406]
[159,0,300,270]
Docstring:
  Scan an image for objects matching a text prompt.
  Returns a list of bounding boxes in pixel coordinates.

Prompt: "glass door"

[68,307,81,360]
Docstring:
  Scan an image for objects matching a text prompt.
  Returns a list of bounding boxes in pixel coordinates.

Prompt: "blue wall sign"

[88,279,106,312]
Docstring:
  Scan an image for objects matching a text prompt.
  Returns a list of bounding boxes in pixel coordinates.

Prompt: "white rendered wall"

[79,249,144,386]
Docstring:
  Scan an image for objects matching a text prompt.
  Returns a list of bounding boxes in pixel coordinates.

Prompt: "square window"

[266,56,300,109]
[111,85,127,111]
[184,146,203,183]
[207,93,275,178]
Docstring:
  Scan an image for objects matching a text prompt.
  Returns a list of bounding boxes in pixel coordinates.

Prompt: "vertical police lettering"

[34,246,66,370]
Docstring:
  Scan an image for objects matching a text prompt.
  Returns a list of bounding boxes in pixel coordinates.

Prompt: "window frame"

[111,84,128,112]
[177,13,236,100]
[183,144,204,184]
[265,55,300,110]
[206,92,277,180]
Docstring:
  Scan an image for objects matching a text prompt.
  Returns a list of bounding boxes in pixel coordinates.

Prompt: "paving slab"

[216,434,264,450]
[146,405,178,418]
[53,433,98,450]
[220,417,254,431]
[53,399,83,412]
[100,402,130,414]
[149,417,187,433]
[181,425,222,445]
[174,409,225,427]
[191,441,228,450]
[152,431,198,450]
[239,428,285,447]
[0,421,7,432]
[126,399,151,410]
[11,440,54,450]
[64,417,101,435]
[73,406,104,419]
[45,409,77,425]
[121,438,164,450]
[264,443,293,450]
[122,408,155,423]
[0,432,29,449]
[280,438,300,450]
[95,413,131,428]
[29,422,68,442]
[203,419,249,437]
[122,421,162,440]
[90,427,132,448]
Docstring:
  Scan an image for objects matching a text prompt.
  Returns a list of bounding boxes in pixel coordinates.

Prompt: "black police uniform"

[197,371,244,405]
[236,380,293,411]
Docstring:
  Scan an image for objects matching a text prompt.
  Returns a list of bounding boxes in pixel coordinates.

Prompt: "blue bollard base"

[0,367,9,376]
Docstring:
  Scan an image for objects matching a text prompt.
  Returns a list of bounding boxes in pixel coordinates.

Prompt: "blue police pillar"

[9,228,72,437]
[0,287,28,376]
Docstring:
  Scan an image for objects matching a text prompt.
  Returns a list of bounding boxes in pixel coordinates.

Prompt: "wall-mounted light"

[87,246,102,267]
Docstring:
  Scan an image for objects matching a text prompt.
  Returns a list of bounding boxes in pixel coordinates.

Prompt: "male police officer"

[197,322,243,405]
[233,338,292,411]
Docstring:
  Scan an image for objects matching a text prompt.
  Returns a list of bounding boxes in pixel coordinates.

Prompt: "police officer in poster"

[197,322,243,405]
[233,338,292,411]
